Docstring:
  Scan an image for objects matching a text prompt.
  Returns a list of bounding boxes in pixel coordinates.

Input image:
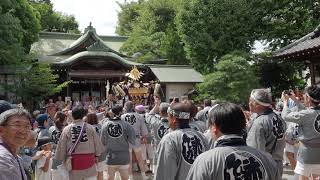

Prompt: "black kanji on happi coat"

[71,125,88,143]
[107,123,123,138]
[51,129,61,144]
[272,115,285,139]
[181,133,204,164]
[157,125,168,139]
[224,151,266,180]
[314,115,320,133]
[125,114,136,125]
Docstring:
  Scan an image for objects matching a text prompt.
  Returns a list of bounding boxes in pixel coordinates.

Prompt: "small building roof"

[273,25,320,60]
[149,65,203,83]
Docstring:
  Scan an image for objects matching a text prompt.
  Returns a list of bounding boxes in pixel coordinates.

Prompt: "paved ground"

[111,164,296,180]
[104,171,153,180]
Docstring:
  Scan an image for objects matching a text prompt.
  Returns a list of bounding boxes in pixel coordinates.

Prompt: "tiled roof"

[273,25,320,59]
[30,31,127,58]
[149,65,203,83]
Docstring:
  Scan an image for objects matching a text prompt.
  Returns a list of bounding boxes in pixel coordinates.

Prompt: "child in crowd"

[34,136,52,180]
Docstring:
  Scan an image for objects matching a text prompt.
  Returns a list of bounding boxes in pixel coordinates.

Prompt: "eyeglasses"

[5,124,32,131]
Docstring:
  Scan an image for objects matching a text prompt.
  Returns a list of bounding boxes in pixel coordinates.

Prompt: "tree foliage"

[14,0,41,52]
[176,0,320,72]
[30,0,80,33]
[117,0,188,65]
[117,1,320,67]
[115,0,318,102]
[251,0,320,49]
[0,0,69,108]
[0,0,40,64]
[15,63,68,99]
[116,0,143,36]
[177,0,260,74]
[247,1,318,96]
[253,53,306,97]
[197,52,259,105]
[0,7,24,65]
[5,60,69,109]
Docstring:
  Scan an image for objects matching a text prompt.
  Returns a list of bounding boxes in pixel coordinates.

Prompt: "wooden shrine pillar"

[309,63,316,85]
[66,72,72,97]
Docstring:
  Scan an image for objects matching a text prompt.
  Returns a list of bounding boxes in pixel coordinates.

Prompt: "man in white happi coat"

[187,102,280,180]
[247,89,286,176]
[154,101,209,180]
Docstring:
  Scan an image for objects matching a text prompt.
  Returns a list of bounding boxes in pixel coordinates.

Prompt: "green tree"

[250,0,320,50]
[7,61,69,109]
[0,0,40,57]
[116,0,144,36]
[0,6,24,65]
[118,0,188,65]
[247,1,317,96]
[177,0,260,74]
[253,52,306,97]
[0,0,68,108]
[160,25,187,65]
[197,52,259,105]
[30,0,80,33]
[29,0,52,29]
[15,0,41,52]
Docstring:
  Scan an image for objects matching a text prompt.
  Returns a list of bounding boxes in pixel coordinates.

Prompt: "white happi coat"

[187,135,281,180]
[154,128,209,180]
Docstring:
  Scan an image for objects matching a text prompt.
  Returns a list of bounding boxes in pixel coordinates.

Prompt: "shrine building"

[25,24,203,102]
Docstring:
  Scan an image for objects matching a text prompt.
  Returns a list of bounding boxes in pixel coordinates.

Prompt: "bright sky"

[51,0,132,36]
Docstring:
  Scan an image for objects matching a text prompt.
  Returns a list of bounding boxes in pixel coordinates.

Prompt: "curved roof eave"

[50,30,127,57]
[50,30,92,56]
[272,24,320,59]
[53,51,142,68]
[87,36,128,57]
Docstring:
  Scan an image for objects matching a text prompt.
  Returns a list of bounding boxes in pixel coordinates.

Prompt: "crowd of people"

[1,86,320,180]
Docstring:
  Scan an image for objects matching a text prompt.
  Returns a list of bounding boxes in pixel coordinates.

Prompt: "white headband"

[167,107,190,119]
[208,104,219,114]
[250,92,271,107]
